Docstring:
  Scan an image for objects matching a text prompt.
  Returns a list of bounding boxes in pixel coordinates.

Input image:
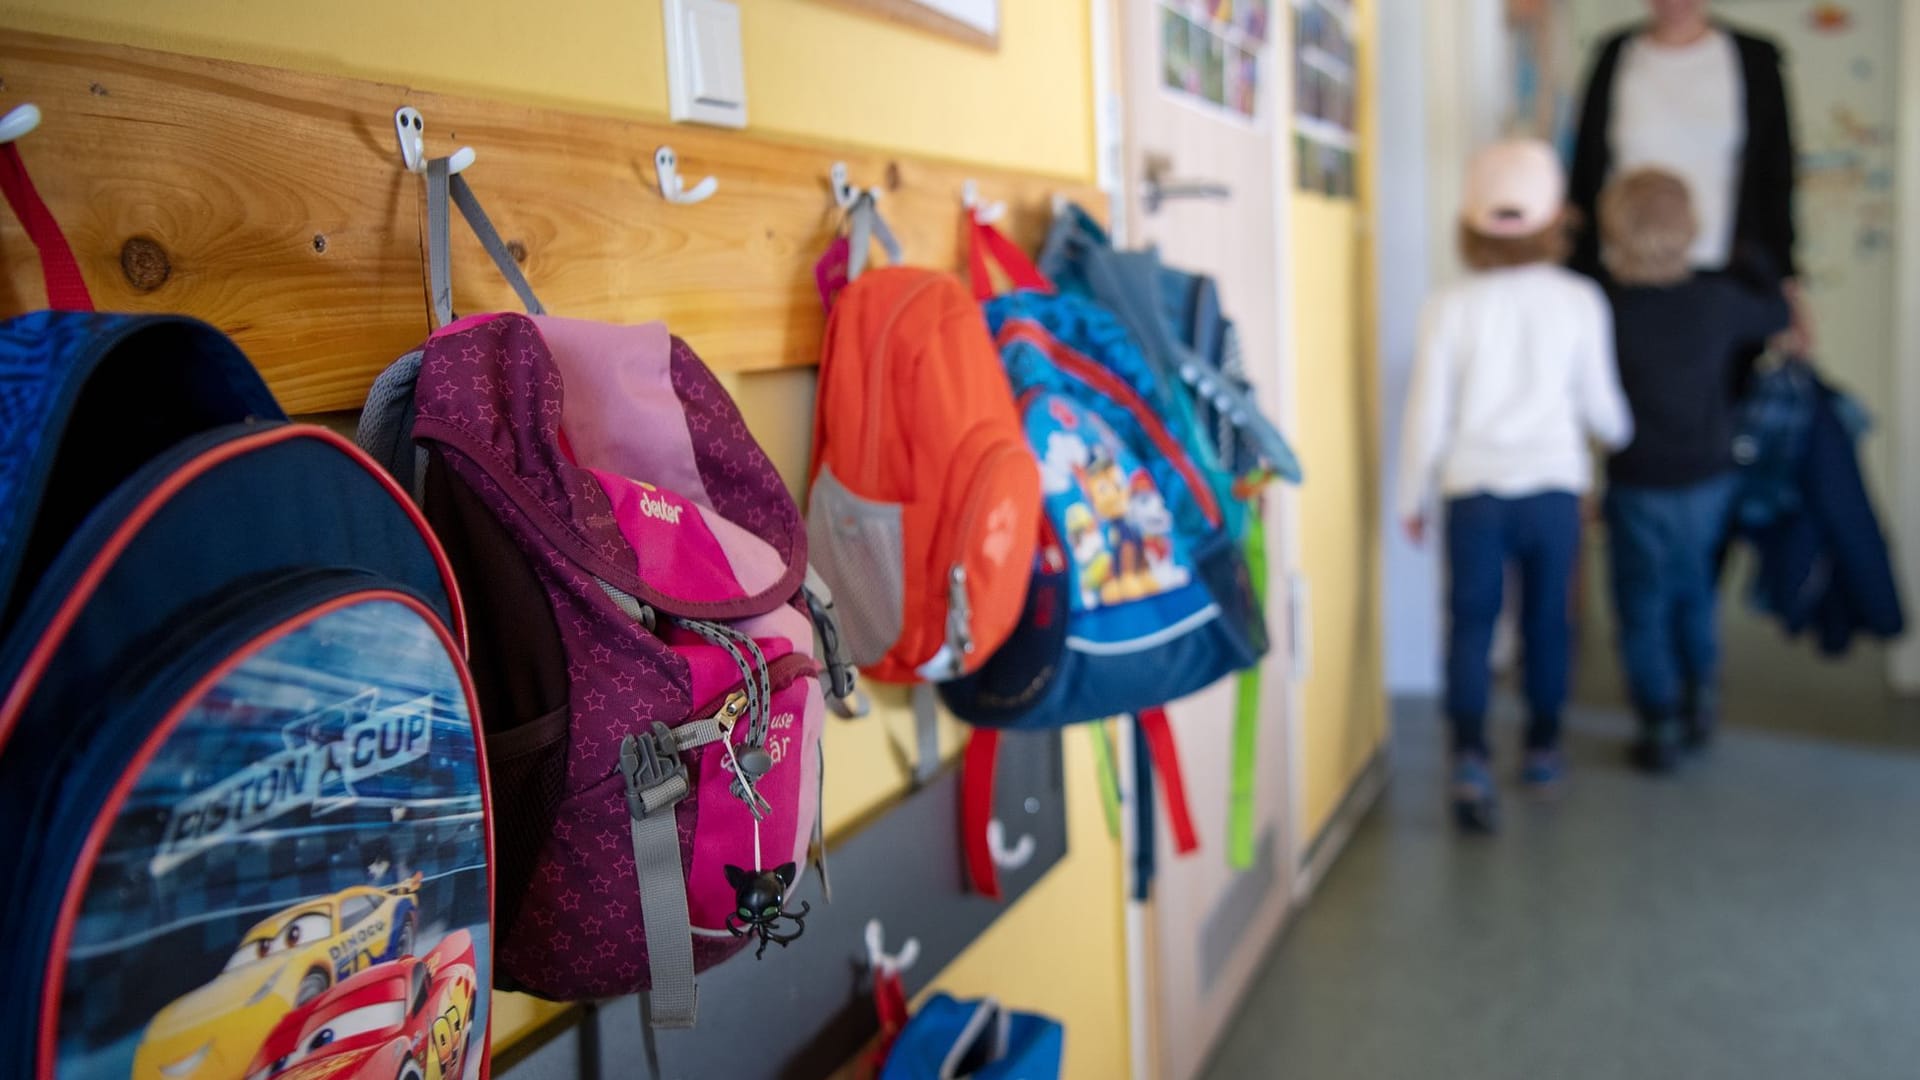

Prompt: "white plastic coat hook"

[0,104,42,145]
[864,918,920,978]
[830,161,860,211]
[962,179,1007,226]
[986,818,1036,871]
[1050,192,1071,219]
[654,146,717,206]
[393,106,475,176]
[830,161,887,211]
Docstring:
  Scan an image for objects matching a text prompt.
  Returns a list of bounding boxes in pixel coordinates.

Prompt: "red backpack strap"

[961,727,1004,899]
[966,215,1054,303]
[1137,706,1199,855]
[0,143,92,311]
[870,966,911,1068]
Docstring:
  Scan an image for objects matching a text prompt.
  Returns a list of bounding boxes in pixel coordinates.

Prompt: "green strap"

[1228,513,1269,870]
[1088,720,1122,841]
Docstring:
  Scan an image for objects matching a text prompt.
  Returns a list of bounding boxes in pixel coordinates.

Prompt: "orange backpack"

[809,266,1040,684]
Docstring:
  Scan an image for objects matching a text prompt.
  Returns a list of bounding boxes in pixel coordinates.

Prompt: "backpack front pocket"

[806,463,905,668]
[923,428,1041,679]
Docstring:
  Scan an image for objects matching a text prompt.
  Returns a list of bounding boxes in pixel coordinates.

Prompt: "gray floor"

[1204,699,1920,1080]
[1571,543,1920,754]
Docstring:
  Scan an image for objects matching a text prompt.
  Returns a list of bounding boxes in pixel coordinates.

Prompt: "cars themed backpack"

[0,147,493,1080]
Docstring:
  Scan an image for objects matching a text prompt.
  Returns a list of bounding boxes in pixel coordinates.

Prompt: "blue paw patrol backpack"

[942,216,1266,899]
[0,144,492,1080]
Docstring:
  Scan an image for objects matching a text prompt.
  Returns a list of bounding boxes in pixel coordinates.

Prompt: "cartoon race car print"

[132,875,425,1080]
[243,930,478,1080]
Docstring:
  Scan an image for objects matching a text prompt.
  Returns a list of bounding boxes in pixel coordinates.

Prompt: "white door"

[1114,3,1300,1078]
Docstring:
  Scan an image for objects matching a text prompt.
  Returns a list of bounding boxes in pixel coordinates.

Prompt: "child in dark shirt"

[1599,168,1790,772]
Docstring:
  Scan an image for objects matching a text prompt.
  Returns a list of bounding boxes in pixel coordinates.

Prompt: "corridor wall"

[1291,0,1390,843]
[0,2,1127,1076]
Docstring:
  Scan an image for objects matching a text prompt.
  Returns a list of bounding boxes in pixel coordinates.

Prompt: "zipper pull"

[713,690,749,732]
[947,564,974,660]
[713,690,773,815]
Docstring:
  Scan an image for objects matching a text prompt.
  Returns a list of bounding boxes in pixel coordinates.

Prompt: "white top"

[1611,29,1746,268]
[1396,264,1633,520]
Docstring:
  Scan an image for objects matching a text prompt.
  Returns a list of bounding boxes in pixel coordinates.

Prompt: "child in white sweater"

[1397,139,1634,832]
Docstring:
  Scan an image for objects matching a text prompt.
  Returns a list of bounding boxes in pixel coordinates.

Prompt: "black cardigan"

[1568,25,1798,280]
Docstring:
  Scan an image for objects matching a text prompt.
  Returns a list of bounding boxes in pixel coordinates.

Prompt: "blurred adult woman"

[1568,0,1808,346]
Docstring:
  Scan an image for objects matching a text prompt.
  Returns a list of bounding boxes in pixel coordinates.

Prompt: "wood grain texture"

[0,31,1089,412]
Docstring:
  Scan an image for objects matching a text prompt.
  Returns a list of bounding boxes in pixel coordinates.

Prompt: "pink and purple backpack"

[379,308,848,1028]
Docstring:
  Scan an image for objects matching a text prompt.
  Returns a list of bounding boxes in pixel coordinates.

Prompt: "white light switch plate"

[664,0,747,129]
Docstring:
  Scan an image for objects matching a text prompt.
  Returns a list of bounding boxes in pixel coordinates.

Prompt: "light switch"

[665,0,747,129]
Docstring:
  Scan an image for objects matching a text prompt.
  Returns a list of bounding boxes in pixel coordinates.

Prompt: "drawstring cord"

[682,617,776,824]
[593,579,777,847]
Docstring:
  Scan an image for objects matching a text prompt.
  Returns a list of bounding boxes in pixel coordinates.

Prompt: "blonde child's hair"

[1600,169,1697,286]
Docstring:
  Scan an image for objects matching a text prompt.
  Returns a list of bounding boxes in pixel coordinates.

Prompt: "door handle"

[1143,153,1231,213]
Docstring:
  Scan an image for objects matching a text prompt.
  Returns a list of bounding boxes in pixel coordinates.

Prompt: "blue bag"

[0,154,493,1080]
[881,994,1064,1080]
[939,290,1265,730]
[1037,201,1301,500]
[943,217,1262,900]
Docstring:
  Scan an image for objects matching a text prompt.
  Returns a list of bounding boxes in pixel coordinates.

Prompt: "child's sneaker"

[1681,711,1717,753]
[1629,717,1683,775]
[1681,684,1719,753]
[1450,754,1499,833]
[1519,749,1566,795]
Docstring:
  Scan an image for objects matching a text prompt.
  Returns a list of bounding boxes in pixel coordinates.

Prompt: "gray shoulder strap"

[847,192,902,281]
[621,728,698,1029]
[426,157,455,327]
[426,158,547,328]
[910,683,941,785]
[450,173,547,315]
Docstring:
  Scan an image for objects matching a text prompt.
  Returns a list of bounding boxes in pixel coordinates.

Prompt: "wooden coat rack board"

[0,28,1098,1076]
[0,30,1098,414]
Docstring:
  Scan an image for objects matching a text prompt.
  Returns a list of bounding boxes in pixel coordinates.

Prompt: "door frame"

[1094,1,1308,1076]
[1891,0,1920,692]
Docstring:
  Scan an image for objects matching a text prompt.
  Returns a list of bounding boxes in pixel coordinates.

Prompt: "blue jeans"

[1605,473,1739,718]
[1445,492,1581,755]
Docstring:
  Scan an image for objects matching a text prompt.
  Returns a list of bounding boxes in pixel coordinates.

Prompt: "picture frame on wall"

[1290,0,1358,197]
[1157,0,1269,123]
[818,0,1001,51]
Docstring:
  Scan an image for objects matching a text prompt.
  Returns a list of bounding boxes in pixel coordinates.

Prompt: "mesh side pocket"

[486,704,569,941]
[806,464,906,667]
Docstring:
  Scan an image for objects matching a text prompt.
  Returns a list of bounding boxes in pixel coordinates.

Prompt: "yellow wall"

[2,1,1126,1075]
[0,0,1095,179]
[1290,0,1388,841]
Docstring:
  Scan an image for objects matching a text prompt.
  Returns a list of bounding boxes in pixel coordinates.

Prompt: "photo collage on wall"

[1292,0,1358,197]
[1160,0,1272,122]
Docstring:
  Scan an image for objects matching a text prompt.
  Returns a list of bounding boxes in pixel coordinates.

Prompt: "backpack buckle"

[621,723,689,821]
[803,577,863,716]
